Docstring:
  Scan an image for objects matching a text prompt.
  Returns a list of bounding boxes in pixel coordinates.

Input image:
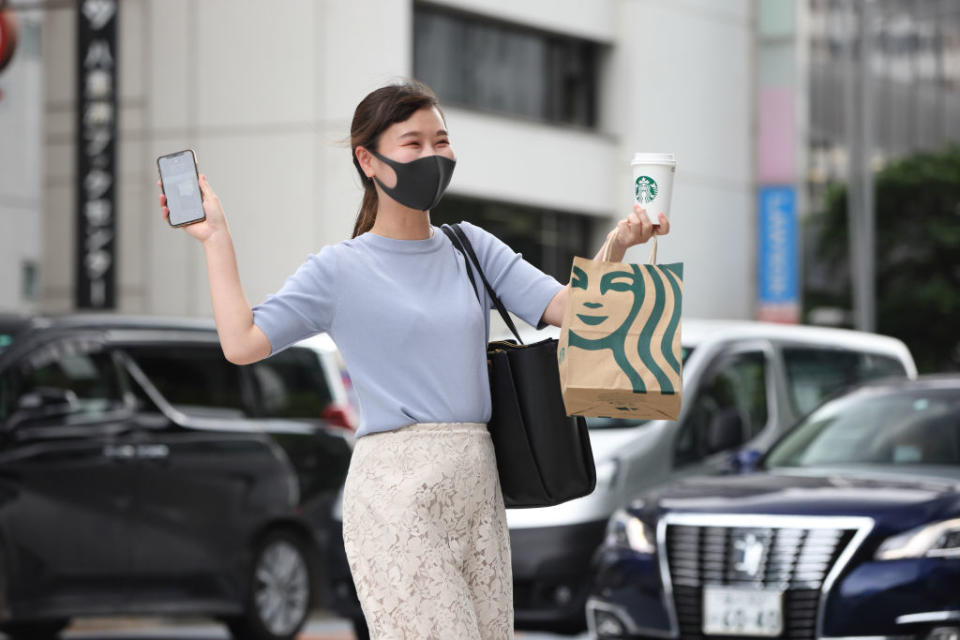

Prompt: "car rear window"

[126,345,249,416]
[783,347,907,415]
[766,387,960,468]
[247,347,333,419]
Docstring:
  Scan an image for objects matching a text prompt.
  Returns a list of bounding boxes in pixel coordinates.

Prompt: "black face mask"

[370,150,456,211]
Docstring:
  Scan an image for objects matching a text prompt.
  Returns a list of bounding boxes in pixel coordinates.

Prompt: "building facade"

[10,0,758,323]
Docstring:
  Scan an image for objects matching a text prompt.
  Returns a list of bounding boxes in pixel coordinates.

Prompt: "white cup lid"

[631,152,676,165]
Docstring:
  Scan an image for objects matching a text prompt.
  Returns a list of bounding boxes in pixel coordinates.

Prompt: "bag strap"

[442,225,480,304]
[442,224,524,345]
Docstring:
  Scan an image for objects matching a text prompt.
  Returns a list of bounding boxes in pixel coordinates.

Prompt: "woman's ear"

[355,146,376,179]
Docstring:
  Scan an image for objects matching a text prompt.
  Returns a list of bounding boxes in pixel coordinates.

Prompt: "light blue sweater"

[251,221,564,437]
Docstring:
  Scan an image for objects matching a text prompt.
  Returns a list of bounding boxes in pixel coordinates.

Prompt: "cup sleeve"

[252,246,338,355]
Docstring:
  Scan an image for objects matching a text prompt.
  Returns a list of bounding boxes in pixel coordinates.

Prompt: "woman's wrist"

[606,229,629,261]
[202,227,232,250]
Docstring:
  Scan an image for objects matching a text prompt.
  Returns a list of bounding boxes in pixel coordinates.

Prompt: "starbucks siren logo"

[635,175,659,205]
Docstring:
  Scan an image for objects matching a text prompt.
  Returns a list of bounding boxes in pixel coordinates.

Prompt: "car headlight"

[875,518,960,560]
[605,509,656,554]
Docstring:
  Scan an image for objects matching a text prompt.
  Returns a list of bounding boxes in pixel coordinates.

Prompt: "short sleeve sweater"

[251,221,564,438]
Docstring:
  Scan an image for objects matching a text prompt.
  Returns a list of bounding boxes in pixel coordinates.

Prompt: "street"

[40,616,589,640]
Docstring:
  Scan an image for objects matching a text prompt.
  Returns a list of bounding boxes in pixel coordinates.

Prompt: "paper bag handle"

[599,228,658,265]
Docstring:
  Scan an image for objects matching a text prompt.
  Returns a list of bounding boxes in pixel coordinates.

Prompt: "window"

[432,195,597,282]
[3,341,125,425]
[783,347,907,416]
[676,352,770,466]
[125,345,249,417]
[414,5,600,127]
[248,347,333,419]
[21,261,38,301]
[766,388,960,469]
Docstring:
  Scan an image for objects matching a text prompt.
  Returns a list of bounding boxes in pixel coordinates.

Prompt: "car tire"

[226,531,313,640]
[0,619,71,640]
[351,615,370,640]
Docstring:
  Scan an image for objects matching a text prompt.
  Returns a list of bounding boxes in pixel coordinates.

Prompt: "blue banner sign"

[757,186,798,305]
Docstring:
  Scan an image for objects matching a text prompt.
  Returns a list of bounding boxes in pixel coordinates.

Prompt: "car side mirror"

[8,387,78,427]
[706,408,746,454]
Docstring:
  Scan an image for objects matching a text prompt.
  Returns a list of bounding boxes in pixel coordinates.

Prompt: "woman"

[157,80,669,640]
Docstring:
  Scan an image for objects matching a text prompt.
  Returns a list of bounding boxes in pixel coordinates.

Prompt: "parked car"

[501,319,917,633]
[0,314,354,640]
[588,375,960,640]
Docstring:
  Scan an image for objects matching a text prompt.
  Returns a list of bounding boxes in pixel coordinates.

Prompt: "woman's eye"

[605,282,631,292]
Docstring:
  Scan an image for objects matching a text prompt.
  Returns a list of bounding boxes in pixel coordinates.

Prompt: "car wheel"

[0,619,71,640]
[227,531,313,640]
[351,615,370,640]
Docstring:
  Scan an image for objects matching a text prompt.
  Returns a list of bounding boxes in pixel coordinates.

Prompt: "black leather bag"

[442,224,597,508]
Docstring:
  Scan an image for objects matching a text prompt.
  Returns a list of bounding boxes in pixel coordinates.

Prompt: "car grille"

[665,524,857,640]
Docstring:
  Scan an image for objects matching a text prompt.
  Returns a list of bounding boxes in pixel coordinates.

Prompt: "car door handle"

[103,444,136,459]
[136,444,169,459]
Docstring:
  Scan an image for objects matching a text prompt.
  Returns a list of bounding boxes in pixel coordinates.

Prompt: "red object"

[321,404,356,432]
[0,9,19,74]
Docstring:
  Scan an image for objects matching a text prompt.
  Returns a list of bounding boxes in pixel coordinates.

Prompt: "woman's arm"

[540,204,671,328]
[159,175,271,365]
[201,231,272,365]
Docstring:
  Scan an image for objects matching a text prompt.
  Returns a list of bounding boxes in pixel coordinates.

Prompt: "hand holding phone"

[156,150,227,243]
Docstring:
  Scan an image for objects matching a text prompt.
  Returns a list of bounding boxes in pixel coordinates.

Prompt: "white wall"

[0,12,43,312]
[610,0,756,319]
[444,107,617,217]
[36,0,757,320]
[40,0,413,317]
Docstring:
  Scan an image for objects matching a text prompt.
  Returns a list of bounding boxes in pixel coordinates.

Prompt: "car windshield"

[765,386,960,469]
[586,346,693,430]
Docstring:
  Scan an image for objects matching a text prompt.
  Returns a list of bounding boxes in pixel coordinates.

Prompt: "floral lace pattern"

[342,422,514,640]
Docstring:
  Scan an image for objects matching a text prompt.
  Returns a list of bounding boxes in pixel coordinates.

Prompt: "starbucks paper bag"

[558,238,683,420]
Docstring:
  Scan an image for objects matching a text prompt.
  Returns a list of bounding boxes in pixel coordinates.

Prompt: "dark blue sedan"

[587,376,960,640]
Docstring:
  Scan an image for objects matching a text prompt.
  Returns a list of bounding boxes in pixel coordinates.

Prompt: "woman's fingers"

[655,213,671,235]
[614,204,663,247]
[199,174,216,201]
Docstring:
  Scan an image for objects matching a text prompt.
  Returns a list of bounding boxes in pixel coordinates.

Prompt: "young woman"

[157,80,669,640]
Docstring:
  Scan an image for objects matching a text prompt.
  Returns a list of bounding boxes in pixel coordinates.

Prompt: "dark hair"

[350,80,443,238]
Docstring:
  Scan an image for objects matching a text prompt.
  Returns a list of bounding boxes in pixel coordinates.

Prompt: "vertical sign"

[75,0,118,309]
[757,186,799,323]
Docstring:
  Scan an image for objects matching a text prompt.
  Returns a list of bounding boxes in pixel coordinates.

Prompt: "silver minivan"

[503,319,917,634]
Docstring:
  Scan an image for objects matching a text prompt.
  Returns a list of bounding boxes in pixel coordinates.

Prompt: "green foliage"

[805,145,960,373]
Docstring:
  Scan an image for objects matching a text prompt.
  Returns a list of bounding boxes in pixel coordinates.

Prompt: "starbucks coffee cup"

[631,152,676,225]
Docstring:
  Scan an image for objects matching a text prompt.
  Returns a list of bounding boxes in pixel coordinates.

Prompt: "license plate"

[702,586,784,637]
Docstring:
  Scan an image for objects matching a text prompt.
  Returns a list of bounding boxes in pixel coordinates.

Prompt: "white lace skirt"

[342,422,513,640]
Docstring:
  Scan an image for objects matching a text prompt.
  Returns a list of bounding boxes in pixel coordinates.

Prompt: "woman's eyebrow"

[398,129,448,139]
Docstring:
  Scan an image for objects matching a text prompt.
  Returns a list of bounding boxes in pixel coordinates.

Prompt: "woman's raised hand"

[610,203,670,251]
[157,174,229,244]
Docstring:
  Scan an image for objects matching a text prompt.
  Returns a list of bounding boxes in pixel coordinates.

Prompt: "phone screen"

[158,150,204,227]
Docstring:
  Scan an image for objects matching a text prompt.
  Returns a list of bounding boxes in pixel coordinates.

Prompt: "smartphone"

[157,149,205,227]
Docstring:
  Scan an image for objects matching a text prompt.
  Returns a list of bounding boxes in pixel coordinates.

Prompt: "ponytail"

[352,179,379,238]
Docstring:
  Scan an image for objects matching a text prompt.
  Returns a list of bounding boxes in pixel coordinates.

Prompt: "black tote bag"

[442,224,597,508]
